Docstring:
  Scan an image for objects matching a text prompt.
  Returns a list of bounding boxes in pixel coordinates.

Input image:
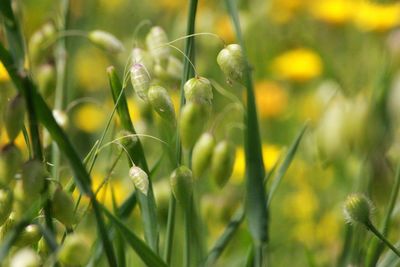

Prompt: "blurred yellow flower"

[284,185,319,220]
[0,62,10,82]
[271,48,323,82]
[99,0,126,12]
[92,172,130,208]
[269,0,309,23]
[292,222,316,246]
[73,104,106,133]
[215,16,235,44]
[0,132,28,153]
[127,98,142,123]
[232,144,282,184]
[75,49,108,91]
[316,211,340,245]
[354,2,400,32]
[255,80,288,118]
[309,0,355,25]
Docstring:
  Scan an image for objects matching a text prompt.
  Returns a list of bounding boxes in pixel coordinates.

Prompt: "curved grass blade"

[101,205,168,267]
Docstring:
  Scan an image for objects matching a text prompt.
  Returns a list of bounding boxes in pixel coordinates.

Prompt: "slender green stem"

[184,200,193,267]
[367,221,400,258]
[163,195,176,263]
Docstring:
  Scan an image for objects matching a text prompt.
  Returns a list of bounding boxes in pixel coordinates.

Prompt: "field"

[1,0,400,266]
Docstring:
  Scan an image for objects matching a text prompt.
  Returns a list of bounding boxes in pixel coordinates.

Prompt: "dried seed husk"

[192,132,215,178]
[0,143,22,186]
[129,166,149,195]
[4,94,25,142]
[179,102,209,149]
[88,30,124,54]
[184,76,213,105]
[217,44,245,83]
[170,166,193,210]
[210,140,236,188]
[130,63,151,101]
[148,85,176,124]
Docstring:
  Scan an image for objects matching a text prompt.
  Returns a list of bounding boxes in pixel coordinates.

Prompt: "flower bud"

[343,193,373,225]
[132,48,154,75]
[184,76,213,105]
[51,186,75,227]
[4,94,25,141]
[21,160,47,197]
[130,63,151,101]
[217,44,245,83]
[88,30,124,53]
[210,140,236,188]
[179,102,209,149]
[10,247,41,267]
[146,26,170,66]
[192,133,215,178]
[170,166,193,209]
[0,144,22,185]
[148,85,176,123]
[0,188,13,226]
[58,234,91,266]
[129,166,149,196]
[36,64,56,98]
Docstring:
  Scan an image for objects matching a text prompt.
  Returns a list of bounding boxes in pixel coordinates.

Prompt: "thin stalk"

[184,201,193,267]
[367,221,400,258]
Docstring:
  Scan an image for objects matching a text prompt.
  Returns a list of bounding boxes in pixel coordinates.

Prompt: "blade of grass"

[267,123,308,205]
[111,185,127,267]
[368,162,400,266]
[225,0,268,264]
[108,66,159,252]
[101,204,168,267]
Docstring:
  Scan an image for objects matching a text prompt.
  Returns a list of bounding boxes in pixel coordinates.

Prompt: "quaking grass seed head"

[217,44,246,83]
[192,132,215,178]
[88,30,124,54]
[21,159,47,197]
[129,166,149,196]
[132,47,154,74]
[210,140,236,188]
[184,76,213,106]
[51,186,75,227]
[15,224,41,248]
[0,143,22,186]
[148,85,176,124]
[58,234,91,266]
[10,248,41,267]
[343,193,373,226]
[179,102,209,149]
[28,21,56,64]
[4,93,25,142]
[170,166,193,209]
[130,63,151,101]
[146,26,170,67]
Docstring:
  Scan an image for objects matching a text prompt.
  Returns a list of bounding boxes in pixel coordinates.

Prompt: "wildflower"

[271,48,323,82]
[73,104,106,133]
[255,80,288,118]
[354,2,400,32]
[0,62,9,82]
[309,0,355,25]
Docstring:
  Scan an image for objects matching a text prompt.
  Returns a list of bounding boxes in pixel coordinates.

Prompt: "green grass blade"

[111,185,127,267]
[225,0,268,250]
[108,66,159,252]
[377,241,400,267]
[267,123,308,205]
[101,205,168,267]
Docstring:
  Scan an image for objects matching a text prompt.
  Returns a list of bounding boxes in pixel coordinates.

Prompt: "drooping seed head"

[0,188,13,226]
[15,224,41,248]
[184,76,213,105]
[0,143,22,185]
[170,166,193,209]
[4,94,25,141]
[130,63,151,101]
[192,132,215,178]
[88,30,124,54]
[210,140,236,188]
[58,234,91,266]
[179,102,209,149]
[343,193,373,226]
[37,64,56,98]
[132,47,154,74]
[217,44,246,83]
[21,160,47,197]
[129,166,149,196]
[146,26,170,66]
[51,186,75,227]
[148,85,176,124]
[28,22,56,64]
[10,248,41,267]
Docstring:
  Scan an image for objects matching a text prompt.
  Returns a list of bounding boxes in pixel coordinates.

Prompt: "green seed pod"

[217,44,246,83]
[51,186,75,227]
[129,166,149,195]
[10,247,41,267]
[146,26,170,66]
[21,160,47,197]
[210,140,236,188]
[170,166,193,209]
[0,188,13,226]
[132,47,154,75]
[15,224,41,247]
[58,234,91,266]
[12,181,29,221]
[131,63,151,101]
[148,85,176,123]
[179,102,209,149]
[192,132,215,178]
[4,94,25,141]
[36,64,56,98]
[88,30,124,54]
[343,193,373,225]
[184,76,213,105]
[0,144,22,185]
